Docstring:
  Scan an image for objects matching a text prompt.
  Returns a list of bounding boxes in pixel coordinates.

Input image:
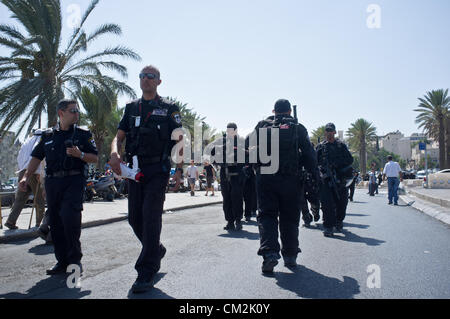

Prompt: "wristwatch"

[80,152,85,160]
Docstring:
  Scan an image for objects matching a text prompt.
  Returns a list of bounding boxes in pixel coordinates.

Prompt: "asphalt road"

[0,189,449,299]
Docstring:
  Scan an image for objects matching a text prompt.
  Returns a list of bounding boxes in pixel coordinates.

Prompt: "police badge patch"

[172,112,182,124]
[89,137,97,148]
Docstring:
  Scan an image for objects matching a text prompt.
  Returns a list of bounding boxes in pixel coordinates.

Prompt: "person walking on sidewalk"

[368,168,377,196]
[203,161,216,196]
[383,155,403,205]
[4,131,45,230]
[187,160,199,196]
[110,65,183,294]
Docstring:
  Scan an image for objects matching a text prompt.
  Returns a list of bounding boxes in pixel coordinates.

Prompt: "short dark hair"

[227,123,237,129]
[387,155,393,161]
[57,99,78,112]
[274,99,291,113]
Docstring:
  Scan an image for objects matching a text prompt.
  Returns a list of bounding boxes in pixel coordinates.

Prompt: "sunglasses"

[139,73,158,80]
[66,108,80,114]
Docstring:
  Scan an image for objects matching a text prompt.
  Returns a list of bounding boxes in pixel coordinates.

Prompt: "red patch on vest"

[280,124,290,129]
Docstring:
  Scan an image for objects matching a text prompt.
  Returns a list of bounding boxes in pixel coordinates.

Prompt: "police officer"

[243,164,257,222]
[210,123,246,231]
[316,123,354,237]
[300,168,321,227]
[110,65,183,294]
[20,99,98,275]
[251,99,318,273]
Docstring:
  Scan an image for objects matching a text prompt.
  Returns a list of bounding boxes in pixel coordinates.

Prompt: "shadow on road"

[0,276,91,299]
[275,265,360,299]
[28,243,54,256]
[332,230,385,246]
[346,213,370,217]
[1,236,36,246]
[127,273,175,299]
[342,222,370,230]
[218,230,260,240]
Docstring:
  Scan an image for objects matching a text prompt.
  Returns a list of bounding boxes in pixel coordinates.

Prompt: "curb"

[400,193,450,226]
[406,188,450,209]
[0,200,222,244]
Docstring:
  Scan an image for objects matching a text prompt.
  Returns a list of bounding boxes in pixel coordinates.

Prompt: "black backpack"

[258,117,300,175]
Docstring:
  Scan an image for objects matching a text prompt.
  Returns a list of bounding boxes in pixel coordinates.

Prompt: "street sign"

[419,142,426,151]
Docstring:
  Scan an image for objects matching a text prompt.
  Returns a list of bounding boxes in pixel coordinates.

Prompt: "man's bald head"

[141,65,160,79]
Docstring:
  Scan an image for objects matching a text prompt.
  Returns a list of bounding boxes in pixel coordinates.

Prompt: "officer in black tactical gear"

[250,99,319,273]
[110,65,183,294]
[300,168,321,227]
[20,99,98,275]
[210,123,246,231]
[243,164,257,222]
[316,123,354,237]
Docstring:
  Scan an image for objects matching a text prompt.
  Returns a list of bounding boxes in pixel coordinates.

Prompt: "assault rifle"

[321,145,340,201]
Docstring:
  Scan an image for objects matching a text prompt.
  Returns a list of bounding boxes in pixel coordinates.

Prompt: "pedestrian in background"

[383,155,403,205]
[203,161,216,196]
[187,160,199,196]
[368,167,377,196]
[4,131,45,230]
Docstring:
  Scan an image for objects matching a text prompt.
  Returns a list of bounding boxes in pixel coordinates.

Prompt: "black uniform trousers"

[319,183,349,229]
[256,173,301,258]
[349,181,356,201]
[300,187,320,224]
[128,162,170,281]
[220,173,244,222]
[243,173,257,217]
[45,174,84,266]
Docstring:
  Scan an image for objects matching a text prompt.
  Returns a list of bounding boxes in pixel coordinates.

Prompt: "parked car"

[416,170,426,180]
[425,169,450,189]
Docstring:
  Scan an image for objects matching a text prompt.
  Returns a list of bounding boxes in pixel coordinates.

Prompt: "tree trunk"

[438,117,446,169]
[360,137,366,175]
[445,115,450,169]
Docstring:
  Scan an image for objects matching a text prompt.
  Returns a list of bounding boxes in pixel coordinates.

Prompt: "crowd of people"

[7,64,403,294]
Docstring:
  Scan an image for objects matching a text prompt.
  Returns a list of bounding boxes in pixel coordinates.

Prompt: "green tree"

[168,97,217,161]
[414,89,450,169]
[311,125,326,145]
[0,0,140,137]
[77,86,119,168]
[346,118,377,175]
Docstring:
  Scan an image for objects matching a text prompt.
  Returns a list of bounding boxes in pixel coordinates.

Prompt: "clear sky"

[1,0,450,141]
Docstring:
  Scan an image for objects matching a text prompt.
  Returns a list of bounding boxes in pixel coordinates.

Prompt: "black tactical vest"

[258,117,300,175]
[124,98,173,164]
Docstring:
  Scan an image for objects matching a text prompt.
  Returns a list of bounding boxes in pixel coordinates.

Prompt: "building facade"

[379,131,439,168]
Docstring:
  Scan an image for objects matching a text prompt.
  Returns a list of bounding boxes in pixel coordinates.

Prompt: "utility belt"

[47,169,83,178]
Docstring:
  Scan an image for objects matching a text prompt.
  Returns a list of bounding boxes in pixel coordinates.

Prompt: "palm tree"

[0,0,140,137]
[311,125,326,145]
[346,118,377,175]
[414,89,450,169]
[77,86,117,168]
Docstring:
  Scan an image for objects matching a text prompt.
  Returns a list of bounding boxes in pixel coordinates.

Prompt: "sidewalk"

[0,191,223,243]
[400,186,450,226]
